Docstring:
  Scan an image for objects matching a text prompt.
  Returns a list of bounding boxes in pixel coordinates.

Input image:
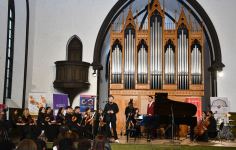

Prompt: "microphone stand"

[170,104,180,144]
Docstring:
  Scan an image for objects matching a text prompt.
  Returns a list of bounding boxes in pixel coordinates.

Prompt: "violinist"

[56,107,65,125]
[83,107,94,139]
[71,106,83,137]
[22,108,34,125]
[21,108,34,139]
[94,109,106,136]
[45,107,55,125]
[37,107,46,128]
[65,106,74,129]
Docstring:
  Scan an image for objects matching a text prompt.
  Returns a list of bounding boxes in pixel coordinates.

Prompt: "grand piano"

[152,93,197,141]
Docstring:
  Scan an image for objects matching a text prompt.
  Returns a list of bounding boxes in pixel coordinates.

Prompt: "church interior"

[0,0,236,149]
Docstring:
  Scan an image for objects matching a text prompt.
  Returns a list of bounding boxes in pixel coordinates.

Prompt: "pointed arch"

[67,35,83,61]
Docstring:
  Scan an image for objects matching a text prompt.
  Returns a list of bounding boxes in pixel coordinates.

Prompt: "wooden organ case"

[109,0,204,134]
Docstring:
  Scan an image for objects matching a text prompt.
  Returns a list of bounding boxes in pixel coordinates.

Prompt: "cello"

[194,113,210,136]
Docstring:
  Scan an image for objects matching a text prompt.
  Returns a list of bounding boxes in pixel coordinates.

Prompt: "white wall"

[0,0,8,104]
[28,0,116,105]
[198,0,236,112]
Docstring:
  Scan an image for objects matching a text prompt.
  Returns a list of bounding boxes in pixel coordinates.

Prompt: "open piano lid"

[154,93,197,117]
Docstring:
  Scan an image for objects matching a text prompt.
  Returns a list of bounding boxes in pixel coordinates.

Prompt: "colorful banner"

[53,94,68,109]
[28,93,49,115]
[210,97,229,124]
[80,95,95,112]
[186,97,202,122]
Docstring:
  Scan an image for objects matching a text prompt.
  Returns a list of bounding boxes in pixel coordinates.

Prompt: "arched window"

[3,0,15,100]
[67,35,83,62]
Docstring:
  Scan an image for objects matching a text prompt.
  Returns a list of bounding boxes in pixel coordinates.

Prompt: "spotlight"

[217,71,224,77]
[92,70,97,77]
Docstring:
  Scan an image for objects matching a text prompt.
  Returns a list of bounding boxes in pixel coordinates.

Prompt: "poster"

[80,95,95,112]
[53,94,68,109]
[186,97,202,122]
[210,97,229,124]
[28,93,49,115]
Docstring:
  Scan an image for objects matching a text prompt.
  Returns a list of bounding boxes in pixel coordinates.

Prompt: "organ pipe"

[138,44,148,83]
[111,44,122,83]
[165,44,175,84]
[178,29,189,90]
[191,44,202,84]
[124,29,135,89]
[150,16,162,89]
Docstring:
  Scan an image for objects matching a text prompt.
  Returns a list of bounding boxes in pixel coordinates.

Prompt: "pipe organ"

[109,0,205,134]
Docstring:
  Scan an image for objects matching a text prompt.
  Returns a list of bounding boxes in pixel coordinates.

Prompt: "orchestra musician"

[104,95,119,143]
[125,99,135,132]
[37,107,46,128]
[94,108,106,135]
[56,107,65,125]
[195,111,217,141]
[207,111,217,138]
[71,106,83,138]
[65,106,74,130]
[45,107,55,125]
[83,107,94,139]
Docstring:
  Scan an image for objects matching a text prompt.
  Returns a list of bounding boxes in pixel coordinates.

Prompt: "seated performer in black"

[65,106,74,130]
[37,107,46,128]
[207,111,217,138]
[83,107,94,139]
[94,109,106,136]
[104,95,119,143]
[56,107,65,125]
[71,106,83,138]
[125,99,135,134]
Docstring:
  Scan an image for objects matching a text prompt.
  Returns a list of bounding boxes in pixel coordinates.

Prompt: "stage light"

[92,70,97,77]
[217,71,224,77]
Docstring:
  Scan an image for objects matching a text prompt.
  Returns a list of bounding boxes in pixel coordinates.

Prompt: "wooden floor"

[115,135,236,147]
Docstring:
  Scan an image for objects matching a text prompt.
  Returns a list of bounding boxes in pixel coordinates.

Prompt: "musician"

[125,99,135,133]
[207,111,217,138]
[45,107,55,125]
[65,106,74,129]
[147,96,155,116]
[21,108,34,139]
[71,106,83,137]
[104,95,119,143]
[56,107,65,125]
[83,107,94,139]
[94,109,106,135]
[37,107,46,127]
[22,108,34,125]
[146,96,155,141]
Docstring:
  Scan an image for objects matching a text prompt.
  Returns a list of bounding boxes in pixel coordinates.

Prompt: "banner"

[80,95,95,112]
[28,93,49,115]
[53,94,68,109]
[186,97,202,122]
[210,97,229,124]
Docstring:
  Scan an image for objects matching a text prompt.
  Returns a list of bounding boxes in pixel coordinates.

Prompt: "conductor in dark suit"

[104,95,119,143]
